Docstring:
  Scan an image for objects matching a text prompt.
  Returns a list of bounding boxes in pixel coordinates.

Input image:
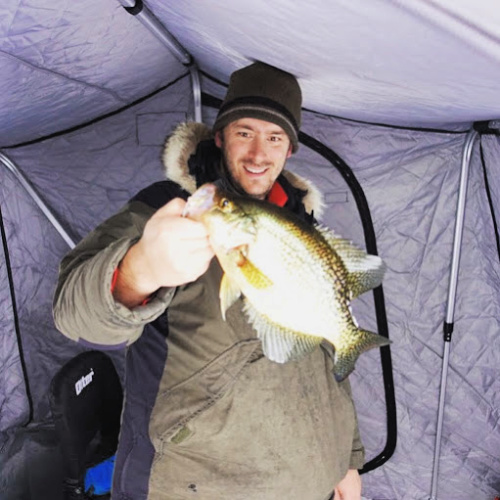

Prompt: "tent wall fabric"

[0,76,193,432]
[0,211,29,435]
[1,1,500,499]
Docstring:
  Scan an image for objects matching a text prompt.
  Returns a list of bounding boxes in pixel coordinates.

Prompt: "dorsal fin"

[317,225,385,299]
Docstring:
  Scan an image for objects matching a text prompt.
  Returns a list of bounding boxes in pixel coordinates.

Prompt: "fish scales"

[240,205,350,338]
[184,183,390,381]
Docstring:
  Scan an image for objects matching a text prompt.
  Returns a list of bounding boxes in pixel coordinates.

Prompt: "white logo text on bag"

[75,368,95,395]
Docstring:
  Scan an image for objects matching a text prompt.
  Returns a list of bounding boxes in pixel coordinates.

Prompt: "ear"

[286,143,293,158]
[214,130,223,148]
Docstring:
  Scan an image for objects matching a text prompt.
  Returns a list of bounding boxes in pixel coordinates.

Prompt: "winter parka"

[53,122,365,500]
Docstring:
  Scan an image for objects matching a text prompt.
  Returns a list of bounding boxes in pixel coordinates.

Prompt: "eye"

[269,134,285,143]
[220,198,231,210]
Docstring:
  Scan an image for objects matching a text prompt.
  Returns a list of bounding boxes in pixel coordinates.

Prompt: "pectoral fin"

[232,247,273,290]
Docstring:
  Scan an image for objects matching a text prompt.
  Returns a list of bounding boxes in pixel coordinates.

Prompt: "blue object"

[84,454,116,496]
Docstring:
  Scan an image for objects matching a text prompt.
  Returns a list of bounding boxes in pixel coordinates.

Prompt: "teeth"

[246,166,266,174]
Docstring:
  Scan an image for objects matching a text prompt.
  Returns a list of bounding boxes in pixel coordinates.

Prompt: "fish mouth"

[183,183,217,219]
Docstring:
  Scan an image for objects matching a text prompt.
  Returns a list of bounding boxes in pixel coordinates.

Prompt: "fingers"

[151,198,209,240]
[134,197,215,288]
[113,196,216,306]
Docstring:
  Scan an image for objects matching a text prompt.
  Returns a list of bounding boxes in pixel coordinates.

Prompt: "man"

[54,62,364,500]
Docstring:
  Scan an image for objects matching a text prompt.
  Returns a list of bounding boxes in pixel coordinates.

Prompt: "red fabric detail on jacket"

[111,267,119,293]
[267,181,288,207]
[111,266,151,306]
[110,180,288,306]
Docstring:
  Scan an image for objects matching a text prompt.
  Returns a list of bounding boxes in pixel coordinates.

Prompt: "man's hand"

[113,198,214,307]
[334,469,361,500]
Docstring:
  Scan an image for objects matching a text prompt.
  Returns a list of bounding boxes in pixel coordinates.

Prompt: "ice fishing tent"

[1,1,500,499]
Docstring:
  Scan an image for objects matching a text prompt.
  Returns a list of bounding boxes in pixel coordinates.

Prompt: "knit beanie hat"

[213,62,302,152]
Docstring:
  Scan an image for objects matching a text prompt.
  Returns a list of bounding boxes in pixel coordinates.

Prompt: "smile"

[244,165,268,174]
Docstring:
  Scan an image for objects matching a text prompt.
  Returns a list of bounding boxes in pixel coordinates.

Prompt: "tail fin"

[333,329,391,382]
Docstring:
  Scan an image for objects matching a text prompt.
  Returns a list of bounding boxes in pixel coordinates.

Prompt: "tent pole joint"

[123,0,143,16]
[443,321,453,342]
[429,128,478,500]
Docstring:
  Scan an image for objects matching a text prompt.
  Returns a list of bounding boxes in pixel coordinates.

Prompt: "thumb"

[154,197,187,218]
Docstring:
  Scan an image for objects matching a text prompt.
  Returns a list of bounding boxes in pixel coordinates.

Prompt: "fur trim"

[162,121,324,216]
[282,170,325,219]
[162,122,213,194]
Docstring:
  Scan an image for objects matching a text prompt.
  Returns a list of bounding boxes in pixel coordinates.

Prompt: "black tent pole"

[201,91,397,472]
[298,130,397,473]
[429,128,478,500]
[0,204,34,427]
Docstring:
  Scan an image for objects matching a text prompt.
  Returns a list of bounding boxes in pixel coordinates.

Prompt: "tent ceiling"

[2,0,500,147]
[154,0,500,129]
[0,0,186,147]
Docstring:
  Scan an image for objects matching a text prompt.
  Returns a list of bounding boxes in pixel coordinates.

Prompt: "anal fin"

[243,301,321,363]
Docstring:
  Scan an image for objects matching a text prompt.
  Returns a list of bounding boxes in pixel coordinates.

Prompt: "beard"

[217,148,250,198]
[218,142,283,200]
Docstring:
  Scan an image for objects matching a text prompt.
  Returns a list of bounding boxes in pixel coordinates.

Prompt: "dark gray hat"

[213,62,302,152]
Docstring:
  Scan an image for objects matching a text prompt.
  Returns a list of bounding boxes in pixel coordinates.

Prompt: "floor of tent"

[1,422,66,500]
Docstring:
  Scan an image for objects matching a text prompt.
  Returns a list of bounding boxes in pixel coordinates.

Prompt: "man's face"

[215,117,293,200]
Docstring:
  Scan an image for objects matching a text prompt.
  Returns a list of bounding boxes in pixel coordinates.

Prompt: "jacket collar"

[162,122,324,217]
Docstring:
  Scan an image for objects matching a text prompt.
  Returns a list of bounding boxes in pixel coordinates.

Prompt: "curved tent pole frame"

[203,87,397,473]
[298,130,397,473]
[120,0,203,123]
[0,203,34,427]
[0,153,77,249]
[429,128,478,500]
[0,151,80,429]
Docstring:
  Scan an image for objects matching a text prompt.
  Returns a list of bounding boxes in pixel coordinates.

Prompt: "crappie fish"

[184,182,390,381]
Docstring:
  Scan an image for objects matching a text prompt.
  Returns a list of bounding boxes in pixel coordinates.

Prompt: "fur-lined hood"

[162,122,324,217]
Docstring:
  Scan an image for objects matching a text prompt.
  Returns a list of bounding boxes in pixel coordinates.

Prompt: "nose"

[247,135,267,163]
